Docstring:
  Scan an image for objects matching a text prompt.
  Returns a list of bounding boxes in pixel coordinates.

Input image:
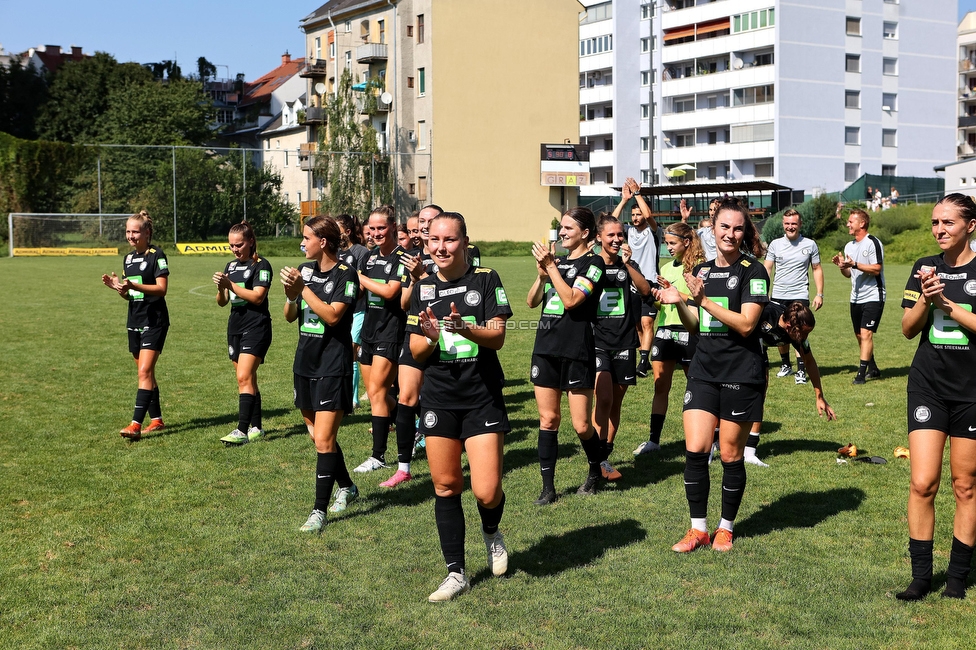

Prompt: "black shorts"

[398,338,425,370]
[851,301,884,333]
[420,397,510,440]
[128,326,168,355]
[908,390,976,438]
[531,354,596,390]
[683,377,765,422]
[228,323,272,362]
[640,288,660,320]
[358,339,401,365]
[652,327,695,365]
[294,374,353,413]
[595,348,637,386]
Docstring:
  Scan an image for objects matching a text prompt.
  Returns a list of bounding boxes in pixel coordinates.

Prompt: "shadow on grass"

[145,407,294,438]
[735,487,866,539]
[761,438,845,457]
[816,364,910,381]
[502,443,582,477]
[480,519,646,581]
[759,421,782,435]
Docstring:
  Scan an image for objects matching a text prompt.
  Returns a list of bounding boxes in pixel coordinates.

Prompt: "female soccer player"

[654,198,769,552]
[635,221,705,455]
[527,207,608,504]
[898,193,976,600]
[745,300,837,466]
[336,213,370,410]
[354,205,410,473]
[213,222,273,444]
[408,212,512,601]
[280,216,360,532]
[101,210,169,440]
[592,215,650,478]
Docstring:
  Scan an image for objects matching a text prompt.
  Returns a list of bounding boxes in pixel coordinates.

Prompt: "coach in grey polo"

[832,208,885,384]
[763,209,824,384]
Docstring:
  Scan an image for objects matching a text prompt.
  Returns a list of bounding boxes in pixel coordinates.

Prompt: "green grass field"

[3,251,976,649]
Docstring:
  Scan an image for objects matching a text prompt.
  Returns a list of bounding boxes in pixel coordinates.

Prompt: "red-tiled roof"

[238,55,305,108]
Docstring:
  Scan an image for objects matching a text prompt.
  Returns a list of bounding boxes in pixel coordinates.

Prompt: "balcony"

[962,58,976,73]
[580,117,614,138]
[356,94,390,115]
[357,43,388,63]
[299,142,317,171]
[960,115,976,128]
[300,59,328,78]
[305,107,326,124]
[300,201,321,218]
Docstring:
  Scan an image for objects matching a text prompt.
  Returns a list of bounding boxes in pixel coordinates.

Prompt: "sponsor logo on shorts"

[424,411,438,428]
[651,346,659,357]
[722,383,741,390]
[531,365,540,379]
[969,426,976,432]
[320,399,332,406]
[325,281,334,294]
[568,379,581,385]
[966,280,976,296]
[615,349,629,360]
[301,267,313,281]
[866,320,876,328]
[684,390,692,405]
[464,290,481,306]
[595,356,602,368]
[420,285,436,301]
[914,406,931,423]
[485,421,500,427]
[624,376,635,381]
[727,276,739,290]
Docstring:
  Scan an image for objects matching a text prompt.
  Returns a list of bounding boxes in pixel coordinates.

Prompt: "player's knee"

[910,476,940,501]
[951,475,976,503]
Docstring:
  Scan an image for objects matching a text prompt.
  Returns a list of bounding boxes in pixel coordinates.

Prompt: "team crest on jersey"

[617,269,627,281]
[420,285,436,301]
[914,406,931,423]
[325,281,334,294]
[966,280,976,296]
[862,250,870,257]
[385,263,392,274]
[727,276,739,290]
[566,266,578,279]
[464,290,481,306]
[802,248,811,255]
[531,365,540,379]
[423,411,438,428]
[684,390,692,405]
[139,261,147,271]
[244,269,252,279]
[301,266,313,281]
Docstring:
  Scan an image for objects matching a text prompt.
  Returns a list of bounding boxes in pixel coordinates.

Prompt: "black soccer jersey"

[594,259,642,350]
[687,255,769,384]
[223,257,272,335]
[756,301,811,355]
[293,261,359,378]
[406,266,513,407]
[361,246,410,345]
[903,255,976,401]
[341,243,371,312]
[123,246,170,329]
[532,251,606,361]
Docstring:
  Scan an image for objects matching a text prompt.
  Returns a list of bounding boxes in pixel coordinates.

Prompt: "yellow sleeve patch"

[338,264,349,271]
[903,290,920,302]
[407,315,420,326]
[475,267,493,273]
[741,259,751,267]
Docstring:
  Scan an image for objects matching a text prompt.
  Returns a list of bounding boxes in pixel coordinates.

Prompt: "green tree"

[36,52,152,143]
[313,69,392,217]
[0,60,48,139]
[97,79,213,145]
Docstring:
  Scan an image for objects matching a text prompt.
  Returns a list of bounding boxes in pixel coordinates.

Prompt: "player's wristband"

[425,336,438,347]
[286,296,299,305]
[816,293,824,297]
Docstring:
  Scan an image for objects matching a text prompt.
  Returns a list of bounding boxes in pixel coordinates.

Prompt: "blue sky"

[2,1,975,82]
[0,0,314,80]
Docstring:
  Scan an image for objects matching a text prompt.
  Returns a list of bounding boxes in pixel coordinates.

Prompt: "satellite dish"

[314,82,326,94]
[380,91,393,105]
[733,59,744,70]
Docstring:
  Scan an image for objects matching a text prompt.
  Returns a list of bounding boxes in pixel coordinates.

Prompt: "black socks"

[478,492,506,536]
[684,451,710,519]
[238,393,255,433]
[132,388,153,424]
[538,430,558,492]
[334,442,352,489]
[252,392,263,429]
[148,386,162,420]
[579,433,603,478]
[649,413,665,445]
[314,452,338,513]
[435,493,465,574]
[370,415,391,462]
[896,538,933,601]
[720,459,747,522]
[395,403,418,464]
[944,536,974,599]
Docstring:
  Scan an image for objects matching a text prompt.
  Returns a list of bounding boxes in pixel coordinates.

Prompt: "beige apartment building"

[300,0,584,241]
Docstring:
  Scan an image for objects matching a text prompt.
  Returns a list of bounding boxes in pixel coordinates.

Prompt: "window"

[378,19,385,44]
[708,131,717,145]
[754,52,774,67]
[580,35,613,57]
[604,138,613,151]
[707,166,717,180]
[418,120,426,149]
[344,20,352,33]
[407,25,413,37]
[845,127,860,145]
[605,170,613,184]
[641,71,650,86]
[673,96,695,113]
[884,22,898,40]
[883,57,898,75]
[641,170,650,183]
[284,192,289,204]
[755,161,774,177]
[314,37,321,59]
[846,17,861,36]
[345,51,351,70]
[297,191,302,204]
[580,2,612,24]
[845,90,860,109]
[730,122,774,143]
[641,4,651,19]
[733,8,775,33]
[329,41,336,59]
[407,76,414,89]
[882,129,897,147]
[418,68,425,96]
[417,14,425,43]
[418,176,428,201]
[587,108,595,120]
[284,150,289,166]
[408,183,416,195]
[641,137,649,151]
[846,54,860,73]
[675,132,694,147]
[884,0,898,3]
[883,93,897,111]
[882,165,897,175]
[845,163,860,182]
[641,38,650,53]
[733,84,774,106]
[641,104,649,119]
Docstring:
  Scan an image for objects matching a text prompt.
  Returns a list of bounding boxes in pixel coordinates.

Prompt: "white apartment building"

[958,11,976,159]
[583,0,956,196]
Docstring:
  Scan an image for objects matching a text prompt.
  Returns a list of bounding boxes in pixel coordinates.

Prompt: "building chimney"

[45,45,60,55]
[282,51,291,65]
[71,45,82,58]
